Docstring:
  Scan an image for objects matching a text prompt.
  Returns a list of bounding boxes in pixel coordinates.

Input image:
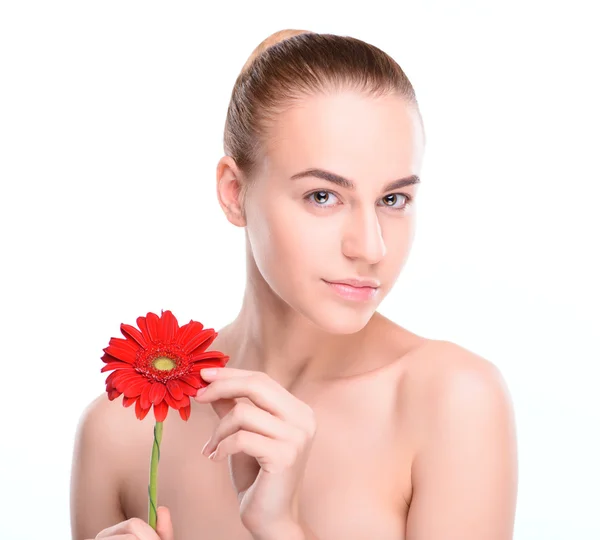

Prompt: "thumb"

[156,506,175,540]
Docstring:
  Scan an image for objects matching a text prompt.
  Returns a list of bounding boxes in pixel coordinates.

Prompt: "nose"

[341,206,386,264]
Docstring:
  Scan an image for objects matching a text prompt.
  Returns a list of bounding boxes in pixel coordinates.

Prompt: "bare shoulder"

[415,339,510,398]
[71,392,151,537]
[409,338,508,377]
[76,391,151,457]
[399,338,515,433]
[367,315,511,418]
[398,339,518,537]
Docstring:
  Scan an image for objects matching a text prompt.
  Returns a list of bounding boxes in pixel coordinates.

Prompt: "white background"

[1,1,598,539]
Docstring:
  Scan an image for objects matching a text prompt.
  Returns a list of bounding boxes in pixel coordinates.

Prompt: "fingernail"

[208,450,217,460]
[201,440,211,455]
[195,387,208,398]
[201,368,218,378]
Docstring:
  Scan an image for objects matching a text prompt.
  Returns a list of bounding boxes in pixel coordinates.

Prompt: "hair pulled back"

[223,29,422,214]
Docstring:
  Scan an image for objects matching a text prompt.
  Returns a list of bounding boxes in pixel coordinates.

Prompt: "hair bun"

[241,29,314,74]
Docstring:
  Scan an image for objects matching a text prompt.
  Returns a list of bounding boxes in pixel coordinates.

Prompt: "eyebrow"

[290,168,421,192]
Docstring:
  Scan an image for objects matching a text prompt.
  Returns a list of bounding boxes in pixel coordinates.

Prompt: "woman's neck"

[218,290,380,390]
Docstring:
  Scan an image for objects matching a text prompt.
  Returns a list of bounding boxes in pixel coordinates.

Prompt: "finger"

[200,367,256,380]
[92,535,140,539]
[94,517,157,540]
[94,536,141,539]
[210,429,297,473]
[156,506,175,540]
[194,373,303,422]
[198,366,260,417]
[202,401,297,457]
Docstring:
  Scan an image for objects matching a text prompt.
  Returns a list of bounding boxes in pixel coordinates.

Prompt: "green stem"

[148,421,163,530]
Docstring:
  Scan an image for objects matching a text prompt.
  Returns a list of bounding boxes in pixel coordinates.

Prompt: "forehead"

[264,90,424,178]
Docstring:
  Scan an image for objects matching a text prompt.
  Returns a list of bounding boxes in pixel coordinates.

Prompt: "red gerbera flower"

[101,309,229,422]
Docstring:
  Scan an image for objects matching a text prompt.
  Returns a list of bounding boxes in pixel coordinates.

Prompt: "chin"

[298,301,376,335]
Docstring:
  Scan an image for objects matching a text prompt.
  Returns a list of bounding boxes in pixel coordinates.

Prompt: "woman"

[71,30,518,540]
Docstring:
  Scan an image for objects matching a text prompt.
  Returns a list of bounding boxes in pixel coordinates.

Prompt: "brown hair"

[223,29,423,216]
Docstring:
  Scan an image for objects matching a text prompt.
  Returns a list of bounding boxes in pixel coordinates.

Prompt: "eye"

[379,193,412,210]
[306,190,339,208]
[305,190,412,211]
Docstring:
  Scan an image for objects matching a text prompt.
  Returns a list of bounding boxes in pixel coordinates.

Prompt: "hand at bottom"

[87,505,174,540]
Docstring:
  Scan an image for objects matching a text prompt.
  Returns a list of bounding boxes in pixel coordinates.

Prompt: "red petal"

[179,394,190,408]
[164,390,179,409]
[100,361,131,373]
[136,315,151,343]
[108,388,122,400]
[149,382,167,404]
[166,379,183,400]
[189,357,229,372]
[105,370,119,389]
[122,396,137,407]
[184,329,216,355]
[103,337,138,364]
[189,351,229,363]
[179,405,191,421]
[163,390,177,408]
[101,352,117,363]
[159,310,179,342]
[112,376,140,393]
[123,378,149,398]
[140,383,152,409]
[145,312,160,343]
[135,398,151,420]
[164,391,189,410]
[176,320,204,346]
[176,379,199,395]
[179,374,202,389]
[120,323,148,348]
[153,401,169,422]
[113,370,143,390]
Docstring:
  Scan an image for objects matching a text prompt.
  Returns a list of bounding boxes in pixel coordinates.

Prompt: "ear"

[216,156,247,227]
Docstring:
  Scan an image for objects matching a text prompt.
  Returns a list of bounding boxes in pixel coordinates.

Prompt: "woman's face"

[242,89,425,334]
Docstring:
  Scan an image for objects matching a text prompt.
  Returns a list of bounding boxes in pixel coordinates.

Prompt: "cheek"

[270,205,333,272]
[247,200,330,286]
[382,219,415,276]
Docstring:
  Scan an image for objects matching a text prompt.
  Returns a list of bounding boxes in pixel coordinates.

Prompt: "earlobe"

[226,204,247,227]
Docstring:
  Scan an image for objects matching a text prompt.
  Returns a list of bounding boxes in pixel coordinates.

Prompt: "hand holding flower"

[87,506,174,540]
[195,367,318,538]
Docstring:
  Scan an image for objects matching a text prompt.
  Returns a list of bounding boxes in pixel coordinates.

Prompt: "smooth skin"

[71,89,518,539]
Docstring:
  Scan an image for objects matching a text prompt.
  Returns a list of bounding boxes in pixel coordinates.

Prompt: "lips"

[324,278,380,289]
[323,280,379,302]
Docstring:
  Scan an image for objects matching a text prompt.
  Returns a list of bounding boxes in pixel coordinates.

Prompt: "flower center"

[153,356,176,371]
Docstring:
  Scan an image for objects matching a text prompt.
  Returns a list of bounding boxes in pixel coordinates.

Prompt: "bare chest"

[121,366,415,539]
